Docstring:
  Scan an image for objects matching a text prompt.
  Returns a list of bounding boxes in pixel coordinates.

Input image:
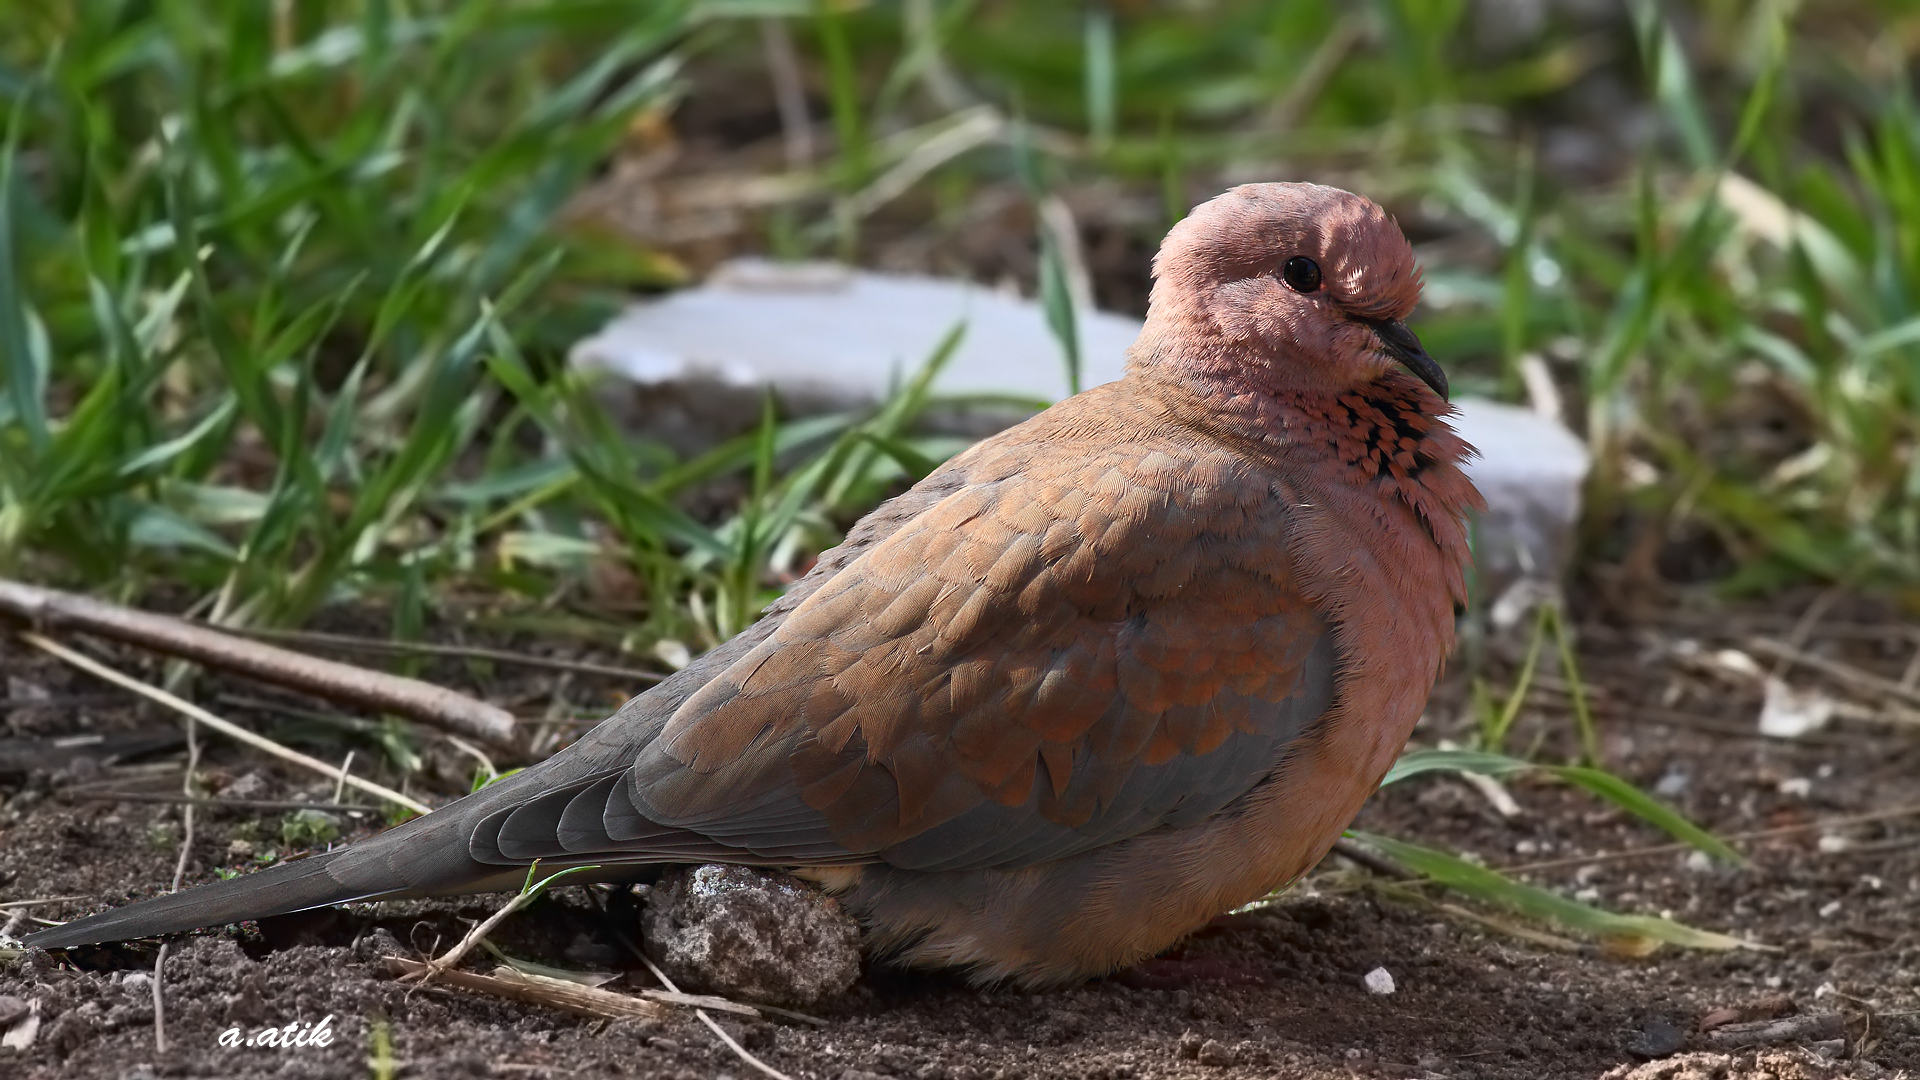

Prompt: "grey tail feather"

[22,851,386,949]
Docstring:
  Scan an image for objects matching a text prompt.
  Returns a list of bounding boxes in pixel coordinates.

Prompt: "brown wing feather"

[615,391,1337,869]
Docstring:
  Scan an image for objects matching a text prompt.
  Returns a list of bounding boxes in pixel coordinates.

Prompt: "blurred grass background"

[2,0,1917,647]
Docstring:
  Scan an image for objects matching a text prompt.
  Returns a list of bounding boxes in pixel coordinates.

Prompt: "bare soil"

[0,593,1916,1080]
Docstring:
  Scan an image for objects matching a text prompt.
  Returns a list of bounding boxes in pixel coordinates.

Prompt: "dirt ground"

[0,592,1917,1080]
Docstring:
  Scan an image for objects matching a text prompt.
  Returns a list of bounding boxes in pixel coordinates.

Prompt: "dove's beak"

[1364,318,1448,401]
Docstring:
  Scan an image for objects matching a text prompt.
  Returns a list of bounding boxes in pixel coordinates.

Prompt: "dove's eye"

[1281,257,1322,293]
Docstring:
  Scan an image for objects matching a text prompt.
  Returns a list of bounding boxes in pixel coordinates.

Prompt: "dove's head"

[1136,182,1446,401]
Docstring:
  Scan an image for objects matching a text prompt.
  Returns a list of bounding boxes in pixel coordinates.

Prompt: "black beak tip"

[1368,318,1449,401]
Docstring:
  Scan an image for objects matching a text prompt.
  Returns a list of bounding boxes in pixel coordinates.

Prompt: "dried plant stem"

[0,579,519,753]
[230,626,664,685]
[403,887,540,983]
[67,791,372,813]
[404,864,600,984]
[19,632,431,815]
[635,952,795,1080]
[384,957,668,1021]
[1750,636,1920,710]
[0,897,87,911]
[1503,799,1920,875]
[154,711,199,1055]
[759,18,812,170]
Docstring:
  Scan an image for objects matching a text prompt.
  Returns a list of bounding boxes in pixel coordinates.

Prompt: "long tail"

[23,851,389,949]
[22,780,541,949]
[20,676,723,950]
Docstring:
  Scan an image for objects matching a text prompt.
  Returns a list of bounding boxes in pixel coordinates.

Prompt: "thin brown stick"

[759,18,813,170]
[1748,636,1920,710]
[0,579,519,753]
[634,952,794,1080]
[21,633,431,815]
[1587,698,1853,745]
[1500,800,1920,876]
[154,694,201,1055]
[629,987,764,1020]
[151,944,169,1053]
[1768,588,1840,680]
[0,896,87,911]
[602,926,826,1027]
[1264,14,1365,130]
[171,728,199,894]
[66,791,372,814]
[403,885,538,983]
[1701,1012,1844,1051]
[383,957,669,1021]
[228,626,666,685]
[1330,839,1412,879]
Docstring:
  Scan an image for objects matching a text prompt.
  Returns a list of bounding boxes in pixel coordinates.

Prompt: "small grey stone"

[642,865,862,1007]
[1196,1039,1235,1067]
[1625,1019,1687,1059]
[351,926,405,964]
[0,995,26,1025]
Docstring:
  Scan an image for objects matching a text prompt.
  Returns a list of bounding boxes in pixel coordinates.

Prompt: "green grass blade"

[1083,5,1116,149]
[1349,830,1749,951]
[1381,747,1741,864]
[1544,766,1742,864]
[0,89,46,454]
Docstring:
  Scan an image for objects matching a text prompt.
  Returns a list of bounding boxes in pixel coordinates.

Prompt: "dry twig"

[0,896,87,911]
[759,18,812,170]
[0,579,519,753]
[230,626,665,685]
[633,952,794,1080]
[153,709,201,1054]
[67,791,373,814]
[20,632,431,815]
[384,957,669,1022]
[401,886,541,983]
[1701,1012,1845,1051]
[1749,636,1920,715]
[1501,800,1920,876]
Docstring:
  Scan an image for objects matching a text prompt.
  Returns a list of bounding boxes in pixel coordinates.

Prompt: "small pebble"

[1626,1019,1686,1058]
[121,973,151,993]
[1176,1032,1202,1059]
[1196,1039,1235,1067]
[642,864,861,1006]
[1363,967,1395,995]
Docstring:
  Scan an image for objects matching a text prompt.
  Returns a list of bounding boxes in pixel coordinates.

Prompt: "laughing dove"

[30,183,1481,986]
